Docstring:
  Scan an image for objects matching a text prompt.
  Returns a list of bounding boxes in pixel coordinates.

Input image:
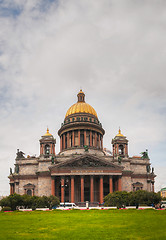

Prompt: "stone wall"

[131,178,148,191]
[38,176,51,196]
[15,179,38,195]
[19,164,38,175]
[60,148,105,156]
[38,161,51,172]
[121,161,131,171]
[130,164,147,174]
[122,176,132,192]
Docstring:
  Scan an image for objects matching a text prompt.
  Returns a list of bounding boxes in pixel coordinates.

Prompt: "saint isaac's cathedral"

[9,90,156,204]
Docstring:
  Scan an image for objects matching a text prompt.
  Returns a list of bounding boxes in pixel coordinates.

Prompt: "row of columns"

[60,130,103,151]
[51,175,122,204]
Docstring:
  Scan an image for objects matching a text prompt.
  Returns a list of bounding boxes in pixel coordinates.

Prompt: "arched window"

[132,182,143,191]
[119,145,124,155]
[45,144,50,155]
[27,189,32,196]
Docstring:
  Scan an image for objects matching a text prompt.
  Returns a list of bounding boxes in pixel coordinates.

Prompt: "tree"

[104,190,161,207]
[0,197,10,209]
[0,193,23,211]
[104,191,129,208]
[0,194,60,211]
[21,194,33,208]
[47,195,60,209]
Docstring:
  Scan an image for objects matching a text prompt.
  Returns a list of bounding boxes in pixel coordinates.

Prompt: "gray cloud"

[0,0,166,194]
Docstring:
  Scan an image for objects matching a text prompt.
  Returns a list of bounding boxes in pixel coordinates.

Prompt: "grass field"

[0,209,166,240]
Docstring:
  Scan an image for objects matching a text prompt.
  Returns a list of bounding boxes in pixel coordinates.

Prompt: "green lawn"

[0,209,165,240]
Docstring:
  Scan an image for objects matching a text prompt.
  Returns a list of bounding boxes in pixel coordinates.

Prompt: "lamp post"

[61,177,69,208]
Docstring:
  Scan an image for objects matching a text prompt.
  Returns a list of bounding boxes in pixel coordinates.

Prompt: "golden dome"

[116,128,124,137]
[43,127,52,136]
[65,102,98,118]
[65,90,98,118]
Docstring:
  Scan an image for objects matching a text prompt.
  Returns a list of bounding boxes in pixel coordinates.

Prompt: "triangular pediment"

[50,154,123,170]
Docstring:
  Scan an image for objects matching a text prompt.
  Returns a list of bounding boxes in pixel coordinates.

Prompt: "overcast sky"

[0,0,166,195]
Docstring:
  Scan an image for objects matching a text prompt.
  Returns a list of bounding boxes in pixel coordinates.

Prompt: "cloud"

[0,0,166,194]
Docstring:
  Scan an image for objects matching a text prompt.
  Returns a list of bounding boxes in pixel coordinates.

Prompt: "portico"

[49,154,123,204]
[51,174,122,204]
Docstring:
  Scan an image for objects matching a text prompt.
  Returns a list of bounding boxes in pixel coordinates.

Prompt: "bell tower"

[39,128,56,157]
[112,128,128,158]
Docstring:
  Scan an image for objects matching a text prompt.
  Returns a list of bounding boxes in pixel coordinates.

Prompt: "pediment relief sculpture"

[50,154,123,170]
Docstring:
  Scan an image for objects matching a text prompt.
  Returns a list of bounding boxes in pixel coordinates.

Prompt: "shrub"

[104,190,162,207]
[104,191,129,207]
[0,197,10,209]
[0,194,60,211]
[21,194,33,208]
[47,195,60,209]
[1,207,12,211]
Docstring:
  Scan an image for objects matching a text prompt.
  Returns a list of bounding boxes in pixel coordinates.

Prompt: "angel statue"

[16,149,25,159]
[84,145,89,152]
[140,149,149,159]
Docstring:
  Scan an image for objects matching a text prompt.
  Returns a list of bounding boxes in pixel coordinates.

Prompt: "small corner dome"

[43,128,52,137]
[116,128,124,137]
[65,90,98,119]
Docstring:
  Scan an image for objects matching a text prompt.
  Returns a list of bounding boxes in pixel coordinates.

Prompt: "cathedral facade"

[9,90,156,204]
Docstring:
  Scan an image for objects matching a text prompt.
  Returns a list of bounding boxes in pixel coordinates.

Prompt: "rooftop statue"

[51,155,55,164]
[16,149,25,159]
[118,156,122,164]
[140,149,149,159]
[84,145,89,152]
[15,165,19,174]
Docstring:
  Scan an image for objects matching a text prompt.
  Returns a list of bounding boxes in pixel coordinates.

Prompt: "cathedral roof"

[65,90,98,118]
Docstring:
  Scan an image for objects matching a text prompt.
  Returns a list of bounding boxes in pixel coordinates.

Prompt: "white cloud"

[0,0,166,194]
